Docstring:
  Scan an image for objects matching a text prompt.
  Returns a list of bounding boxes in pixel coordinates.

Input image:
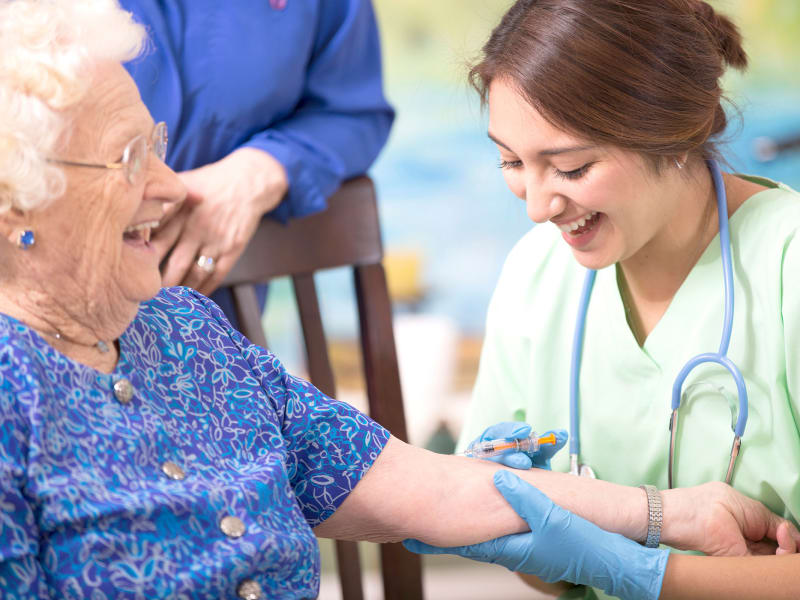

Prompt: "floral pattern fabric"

[0,287,389,599]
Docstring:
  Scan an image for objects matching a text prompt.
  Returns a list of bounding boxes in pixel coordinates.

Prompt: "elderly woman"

[0,2,796,599]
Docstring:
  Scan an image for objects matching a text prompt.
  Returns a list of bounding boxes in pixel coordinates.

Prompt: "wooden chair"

[223,177,425,600]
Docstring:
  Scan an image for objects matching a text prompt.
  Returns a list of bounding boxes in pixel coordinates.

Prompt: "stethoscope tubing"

[569,268,597,459]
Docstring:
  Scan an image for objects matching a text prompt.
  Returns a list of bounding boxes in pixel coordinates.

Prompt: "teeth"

[123,220,159,242]
[557,211,597,233]
[558,210,597,233]
[124,220,160,233]
[124,220,159,232]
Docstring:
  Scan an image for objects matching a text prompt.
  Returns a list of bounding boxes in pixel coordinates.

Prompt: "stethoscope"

[568,159,749,488]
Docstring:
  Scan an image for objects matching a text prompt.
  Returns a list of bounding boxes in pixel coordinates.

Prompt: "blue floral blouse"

[0,287,390,599]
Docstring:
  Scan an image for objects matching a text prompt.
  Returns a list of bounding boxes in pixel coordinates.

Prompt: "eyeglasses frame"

[48,121,168,185]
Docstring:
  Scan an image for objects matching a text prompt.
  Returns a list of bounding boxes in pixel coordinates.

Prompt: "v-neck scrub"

[460,177,800,539]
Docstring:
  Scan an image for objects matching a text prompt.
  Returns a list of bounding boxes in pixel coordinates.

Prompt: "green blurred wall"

[373,0,800,92]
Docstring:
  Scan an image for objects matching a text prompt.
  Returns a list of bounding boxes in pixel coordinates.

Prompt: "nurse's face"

[488,79,683,270]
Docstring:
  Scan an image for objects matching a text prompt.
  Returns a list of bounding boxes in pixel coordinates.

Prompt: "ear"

[0,207,31,248]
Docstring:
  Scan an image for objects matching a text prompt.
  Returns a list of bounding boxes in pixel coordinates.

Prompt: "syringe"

[462,432,557,459]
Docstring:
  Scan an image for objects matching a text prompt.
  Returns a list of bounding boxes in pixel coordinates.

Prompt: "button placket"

[220,515,246,539]
[160,461,186,481]
[236,579,263,600]
[112,378,134,404]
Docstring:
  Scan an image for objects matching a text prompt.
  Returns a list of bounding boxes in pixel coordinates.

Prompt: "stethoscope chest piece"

[569,453,597,478]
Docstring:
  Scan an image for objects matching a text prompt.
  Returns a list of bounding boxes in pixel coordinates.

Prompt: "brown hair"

[470,0,748,165]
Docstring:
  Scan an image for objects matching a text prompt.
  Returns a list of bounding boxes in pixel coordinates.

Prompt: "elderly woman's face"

[31,62,185,313]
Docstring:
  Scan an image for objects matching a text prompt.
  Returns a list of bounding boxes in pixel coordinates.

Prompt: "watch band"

[639,484,663,548]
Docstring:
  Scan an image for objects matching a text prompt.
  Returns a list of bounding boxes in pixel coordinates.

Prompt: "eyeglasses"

[49,121,168,185]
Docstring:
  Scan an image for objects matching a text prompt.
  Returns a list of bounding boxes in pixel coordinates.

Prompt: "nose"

[525,177,567,224]
[144,155,187,206]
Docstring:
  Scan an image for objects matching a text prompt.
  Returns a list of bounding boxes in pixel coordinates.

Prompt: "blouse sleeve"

[245,0,394,223]
[0,392,49,598]
[187,289,391,526]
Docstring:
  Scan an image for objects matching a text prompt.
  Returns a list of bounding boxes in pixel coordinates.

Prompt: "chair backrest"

[224,177,425,600]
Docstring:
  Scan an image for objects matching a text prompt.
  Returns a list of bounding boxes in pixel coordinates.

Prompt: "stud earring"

[674,158,684,170]
[17,229,35,250]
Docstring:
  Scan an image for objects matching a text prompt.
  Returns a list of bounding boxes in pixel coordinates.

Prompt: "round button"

[220,515,246,539]
[113,378,134,404]
[236,579,263,600]
[161,461,186,481]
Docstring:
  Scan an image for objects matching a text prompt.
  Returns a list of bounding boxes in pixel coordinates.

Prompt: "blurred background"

[260,1,800,597]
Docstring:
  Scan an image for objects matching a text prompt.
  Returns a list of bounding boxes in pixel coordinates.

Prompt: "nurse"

[411,0,800,598]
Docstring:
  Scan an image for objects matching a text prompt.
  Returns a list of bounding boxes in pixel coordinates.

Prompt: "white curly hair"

[0,0,146,214]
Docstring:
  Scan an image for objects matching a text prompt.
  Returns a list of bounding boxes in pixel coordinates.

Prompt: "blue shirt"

[121,0,394,222]
[0,288,390,599]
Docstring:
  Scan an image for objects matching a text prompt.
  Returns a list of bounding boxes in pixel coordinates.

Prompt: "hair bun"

[694,1,748,69]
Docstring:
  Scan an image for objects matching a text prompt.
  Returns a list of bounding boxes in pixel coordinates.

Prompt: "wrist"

[574,521,669,600]
[607,546,670,600]
[228,147,289,214]
[623,484,650,543]
[659,487,693,549]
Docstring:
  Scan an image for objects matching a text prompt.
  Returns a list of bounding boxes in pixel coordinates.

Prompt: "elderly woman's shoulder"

[0,313,51,400]
[134,286,246,349]
[142,287,230,323]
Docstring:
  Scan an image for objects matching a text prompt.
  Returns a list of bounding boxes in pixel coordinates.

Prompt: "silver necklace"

[47,329,111,353]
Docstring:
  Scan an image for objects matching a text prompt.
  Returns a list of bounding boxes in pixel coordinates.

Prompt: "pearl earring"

[17,229,35,250]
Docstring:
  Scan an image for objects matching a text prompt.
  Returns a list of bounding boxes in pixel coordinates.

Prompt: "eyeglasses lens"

[153,122,168,162]
[123,135,147,184]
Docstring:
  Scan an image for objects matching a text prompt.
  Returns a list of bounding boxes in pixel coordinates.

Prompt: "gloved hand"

[467,421,567,470]
[404,471,669,600]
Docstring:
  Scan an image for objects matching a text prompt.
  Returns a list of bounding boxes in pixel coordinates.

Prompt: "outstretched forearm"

[660,554,800,600]
[316,437,661,547]
[314,436,789,556]
[516,553,800,600]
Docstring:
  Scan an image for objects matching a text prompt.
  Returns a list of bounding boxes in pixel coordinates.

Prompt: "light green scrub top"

[459,177,800,599]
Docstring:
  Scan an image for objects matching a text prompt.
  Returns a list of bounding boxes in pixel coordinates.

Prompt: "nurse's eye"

[553,162,595,181]
[498,158,523,170]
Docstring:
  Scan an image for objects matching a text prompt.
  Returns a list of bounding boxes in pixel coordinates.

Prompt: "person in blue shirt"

[120,0,394,320]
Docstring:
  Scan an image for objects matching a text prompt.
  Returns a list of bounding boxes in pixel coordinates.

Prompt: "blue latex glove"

[404,471,669,600]
[467,421,567,470]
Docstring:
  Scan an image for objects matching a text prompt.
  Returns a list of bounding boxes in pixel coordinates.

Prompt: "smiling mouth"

[556,211,600,235]
[123,220,159,244]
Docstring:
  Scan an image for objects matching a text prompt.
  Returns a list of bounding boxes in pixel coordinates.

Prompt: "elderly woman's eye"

[553,162,595,181]
[498,158,523,170]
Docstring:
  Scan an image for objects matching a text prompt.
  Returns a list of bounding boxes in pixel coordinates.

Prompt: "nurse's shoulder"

[493,223,584,303]
[729,173,800,259]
